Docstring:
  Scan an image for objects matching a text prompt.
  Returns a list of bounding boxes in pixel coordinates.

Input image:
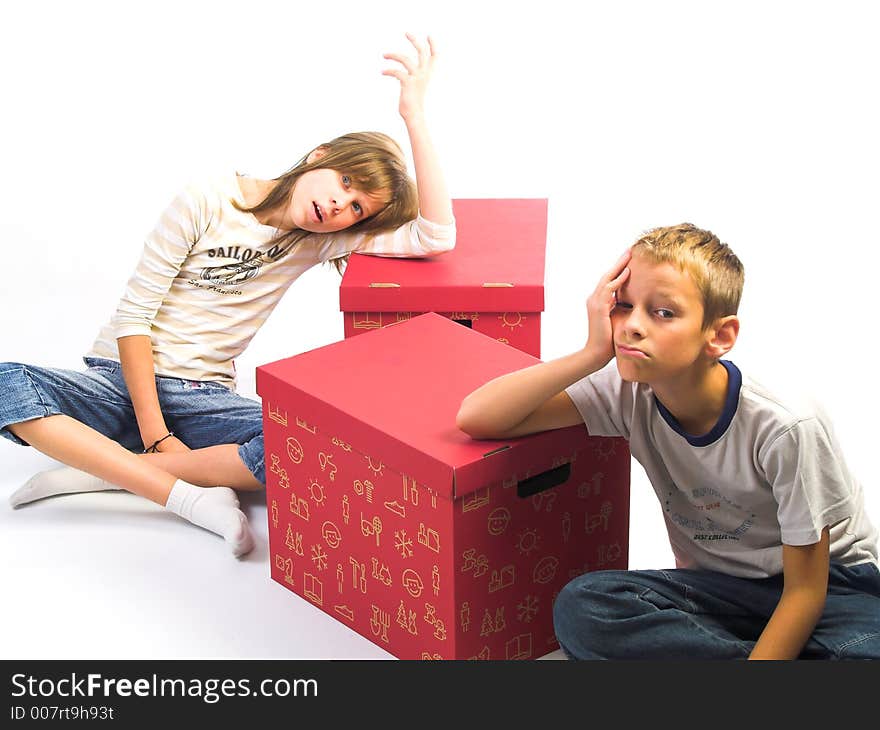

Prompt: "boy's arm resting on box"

[457,250,632,440]
[749,527,831,660]
[456,351,599,439]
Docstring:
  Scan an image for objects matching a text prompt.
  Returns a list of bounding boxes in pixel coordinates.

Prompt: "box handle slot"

[517,463,571,498]
[452,318,473,328]
[482,445,511,458]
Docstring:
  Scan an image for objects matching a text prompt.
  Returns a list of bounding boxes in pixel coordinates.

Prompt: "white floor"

[0,439,680,660]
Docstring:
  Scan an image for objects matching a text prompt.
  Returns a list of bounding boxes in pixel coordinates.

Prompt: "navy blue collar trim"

[653,361,742,447]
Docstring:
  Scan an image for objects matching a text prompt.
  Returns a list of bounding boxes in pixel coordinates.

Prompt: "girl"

[0,34,454,557]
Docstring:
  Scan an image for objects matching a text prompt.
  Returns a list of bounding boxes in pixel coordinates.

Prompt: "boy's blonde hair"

[632,223,744,329]
[234,131,419,273]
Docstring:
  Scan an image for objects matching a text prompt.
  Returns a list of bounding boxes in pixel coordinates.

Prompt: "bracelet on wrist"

[144,432,174,453]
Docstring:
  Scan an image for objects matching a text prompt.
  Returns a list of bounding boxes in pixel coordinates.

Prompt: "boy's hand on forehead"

[382,33,436,122]
[584,249,632,365]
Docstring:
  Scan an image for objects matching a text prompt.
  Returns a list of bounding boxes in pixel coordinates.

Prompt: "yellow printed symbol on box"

[531,491,556,513]
[318,451,337,481]
[308,478,326,507]
[354,479,374,503]
[268,404,287,426]
[506,634,533,660]
[418,523,440,553]
[353,313,382,330]
[321,521,342,549]
[397,600,418,636]
[499,312,525,331]
[361,513,382,547]
[394,529,413,558]
[270,453,289,489]
[364,456,385,477]
[487,507,511,536]
[423,603,447,641]
[462,487,490,513]
[480,607,506,637]
[517,595,539,623]
[311,544,328,571]
[402,569,424,598]
[349,557,367,594]
[303,573,323,605]
[470,646,491,661]
[533,556,559,585]
[371,557,392,587]
[370,605,391,644]
[286,437,304,465]
[460,602,471,632]
[516,528,541,556]
[290,492,310,522]
[585,501,613,534]
[597,542,623,567]
[489,565,515,593]
[385,500,406,518]
[285,525,304,556]
[578,472,604,498]
[461,549,489,577]
[274,554,295,587]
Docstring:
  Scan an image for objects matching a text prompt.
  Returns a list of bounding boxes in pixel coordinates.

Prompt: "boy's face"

[611,252,712,384]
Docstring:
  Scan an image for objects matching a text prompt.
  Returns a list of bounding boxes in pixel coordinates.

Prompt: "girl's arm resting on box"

[117,335,189,453]
[748,527,830,660]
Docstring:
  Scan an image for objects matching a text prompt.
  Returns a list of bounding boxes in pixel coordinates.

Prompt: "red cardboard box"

[257,313,629,659]
[340,199,547,357]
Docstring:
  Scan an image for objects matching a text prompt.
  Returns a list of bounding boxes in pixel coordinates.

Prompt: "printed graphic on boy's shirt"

[665,484,755,542]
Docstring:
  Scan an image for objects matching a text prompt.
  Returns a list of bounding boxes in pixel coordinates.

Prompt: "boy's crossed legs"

[553,565,880,659]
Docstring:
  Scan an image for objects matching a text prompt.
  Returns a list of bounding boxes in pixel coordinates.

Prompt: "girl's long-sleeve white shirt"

[86,173,455,388]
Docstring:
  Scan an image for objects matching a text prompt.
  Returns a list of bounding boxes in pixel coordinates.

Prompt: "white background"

[1,0,877,659]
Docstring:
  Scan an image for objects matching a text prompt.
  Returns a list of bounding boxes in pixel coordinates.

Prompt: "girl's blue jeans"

[0,358,265,484]
[553,562,880,659]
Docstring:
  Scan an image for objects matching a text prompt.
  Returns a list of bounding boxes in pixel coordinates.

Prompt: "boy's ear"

[306,146,330,164]
[705,315,739,359]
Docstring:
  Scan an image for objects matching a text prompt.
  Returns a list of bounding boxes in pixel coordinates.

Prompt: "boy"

[456,223,879,660]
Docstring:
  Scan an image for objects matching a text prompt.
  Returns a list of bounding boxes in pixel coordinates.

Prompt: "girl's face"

[287,168,387,233]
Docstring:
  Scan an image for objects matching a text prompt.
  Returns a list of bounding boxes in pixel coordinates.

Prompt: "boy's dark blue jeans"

[554,561,880,659]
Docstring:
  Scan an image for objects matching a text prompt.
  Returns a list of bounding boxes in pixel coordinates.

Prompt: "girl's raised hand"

[382,33,436,122]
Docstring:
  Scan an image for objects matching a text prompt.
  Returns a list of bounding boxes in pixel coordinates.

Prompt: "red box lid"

[256,313,585,499]
[339,199,547,312]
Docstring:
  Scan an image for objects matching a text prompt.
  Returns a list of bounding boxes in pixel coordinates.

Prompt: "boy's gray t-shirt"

[565,361,878,578]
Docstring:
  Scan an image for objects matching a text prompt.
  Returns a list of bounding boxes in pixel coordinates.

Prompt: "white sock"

[165,480,253,557]
[10,466,124,507]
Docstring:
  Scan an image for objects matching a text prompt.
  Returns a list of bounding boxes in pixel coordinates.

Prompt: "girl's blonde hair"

[234,132,419,273]
[632,223,744,329]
